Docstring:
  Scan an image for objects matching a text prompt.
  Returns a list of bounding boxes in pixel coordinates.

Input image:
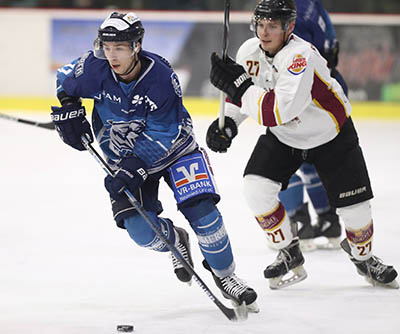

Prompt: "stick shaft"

[80,136,237,321]
[218,0,231,130]
[0,112,55,130]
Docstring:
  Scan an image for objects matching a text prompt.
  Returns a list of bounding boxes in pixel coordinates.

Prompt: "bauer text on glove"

[105,156,148,200]
[210,52,254,105]
[51,102,93,151]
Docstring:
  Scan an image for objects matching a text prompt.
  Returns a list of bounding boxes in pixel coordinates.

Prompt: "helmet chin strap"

[118,54,139,77]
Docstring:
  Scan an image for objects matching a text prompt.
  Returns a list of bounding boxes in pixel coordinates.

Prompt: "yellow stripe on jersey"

[275,102,283,125]
[257,91,267,125]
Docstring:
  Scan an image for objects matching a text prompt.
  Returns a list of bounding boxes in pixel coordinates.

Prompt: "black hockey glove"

[105,156,148,200]
[51,102,93,151]
[206,116,238,153]
[210,52,254,105]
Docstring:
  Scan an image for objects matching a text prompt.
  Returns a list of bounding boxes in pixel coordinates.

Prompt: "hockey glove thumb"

[51,102,93,151]
[206,116,238,153]
[105,156,148,200]
[210,52,254,105]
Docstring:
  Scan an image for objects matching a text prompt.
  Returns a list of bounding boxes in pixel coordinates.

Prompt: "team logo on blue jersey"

[171,72,182,97]
[108,119,145,156]
[131,94,158,111]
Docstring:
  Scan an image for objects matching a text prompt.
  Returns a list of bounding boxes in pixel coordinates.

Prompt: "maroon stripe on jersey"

[311,72,348,128]
[226,96,242,107]
[261,90,278,126]
[255,202,285,231]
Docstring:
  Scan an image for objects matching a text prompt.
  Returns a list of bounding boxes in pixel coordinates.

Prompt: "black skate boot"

[202,260,259,316]
[170,227,193,284]
[341,239,399,289]
[313,208,342,249]
[264,238,307,289]
[289,202,315,251]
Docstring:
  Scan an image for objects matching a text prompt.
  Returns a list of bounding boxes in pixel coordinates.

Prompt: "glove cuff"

[231,80,254,105]
[224,116,238,139]
[118,155,147,173]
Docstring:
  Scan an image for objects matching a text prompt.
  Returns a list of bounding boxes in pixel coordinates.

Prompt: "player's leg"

[316,117,398,288]
[243,131,307,289]
[111,177,194,283]
[279,170,315,251]
[300,163,342,249]
[167,149,258,311]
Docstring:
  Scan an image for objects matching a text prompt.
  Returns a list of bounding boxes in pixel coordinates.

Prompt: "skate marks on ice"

[0,116,399,333]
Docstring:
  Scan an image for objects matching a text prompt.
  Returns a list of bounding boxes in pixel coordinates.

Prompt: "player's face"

[256,19,292,55]
[103,41,135,74]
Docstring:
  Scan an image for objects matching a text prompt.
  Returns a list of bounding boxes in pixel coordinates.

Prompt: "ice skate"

[313,208,342,249]
[202,260,259,318]
[290,202,316,252]
[341,239,399,289]
[170,227,193,285]
[264,238,307,289]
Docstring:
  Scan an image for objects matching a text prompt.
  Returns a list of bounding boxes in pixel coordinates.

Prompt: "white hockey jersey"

[225,34,351,149]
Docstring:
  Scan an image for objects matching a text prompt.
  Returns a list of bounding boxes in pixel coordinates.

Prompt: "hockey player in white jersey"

[207,0,398,289]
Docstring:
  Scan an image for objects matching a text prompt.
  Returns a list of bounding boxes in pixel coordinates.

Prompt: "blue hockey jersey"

[56,50,197,174]
[294,0,336,57]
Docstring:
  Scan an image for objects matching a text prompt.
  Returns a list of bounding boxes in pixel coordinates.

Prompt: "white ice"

[0,114,399,334]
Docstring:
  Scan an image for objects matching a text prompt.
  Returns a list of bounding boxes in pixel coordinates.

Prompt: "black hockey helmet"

[251,0,297,32]
[94,12,145,59]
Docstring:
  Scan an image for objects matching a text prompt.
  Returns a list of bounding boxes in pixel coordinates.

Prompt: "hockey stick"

[0,112,55,130]
[218,0,231,130]
[80,135,244,322]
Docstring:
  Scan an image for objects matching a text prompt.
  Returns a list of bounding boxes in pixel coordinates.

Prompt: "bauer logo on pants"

[168,151,218,204]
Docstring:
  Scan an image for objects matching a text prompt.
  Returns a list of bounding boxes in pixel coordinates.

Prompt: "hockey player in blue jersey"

[278,0,347,251]
[50,11,258,314]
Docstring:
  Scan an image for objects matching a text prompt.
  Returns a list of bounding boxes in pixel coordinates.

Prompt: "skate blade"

[246,301,260,313]
[230,301,248,321]
[268,265,308,290]
[314,236,341,250]
[364,277,399,289]
[299,239,317,252]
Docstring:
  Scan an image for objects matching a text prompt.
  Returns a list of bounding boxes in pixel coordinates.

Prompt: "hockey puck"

[117,325,134,332]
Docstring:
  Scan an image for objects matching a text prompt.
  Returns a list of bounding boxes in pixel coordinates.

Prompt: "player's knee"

[123,213,159,248]
[244,174,281,214]
[179,195,216,222]
[337,200,372,229]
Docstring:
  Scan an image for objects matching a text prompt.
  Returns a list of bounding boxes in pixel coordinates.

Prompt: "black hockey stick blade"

[0,112,55,130]
[80,135,246,321]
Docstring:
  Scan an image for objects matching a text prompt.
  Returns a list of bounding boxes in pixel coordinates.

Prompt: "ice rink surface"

[0,114,399,334]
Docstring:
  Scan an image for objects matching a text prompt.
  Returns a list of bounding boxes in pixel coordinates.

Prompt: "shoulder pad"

[236,37,260,65]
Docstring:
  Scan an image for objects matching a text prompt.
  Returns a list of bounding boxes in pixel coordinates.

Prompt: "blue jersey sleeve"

[294,0,336,54]
[55,51,107,102]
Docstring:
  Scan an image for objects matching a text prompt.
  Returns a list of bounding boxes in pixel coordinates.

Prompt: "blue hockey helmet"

[94,12,145,59]
[251,0,297,32]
